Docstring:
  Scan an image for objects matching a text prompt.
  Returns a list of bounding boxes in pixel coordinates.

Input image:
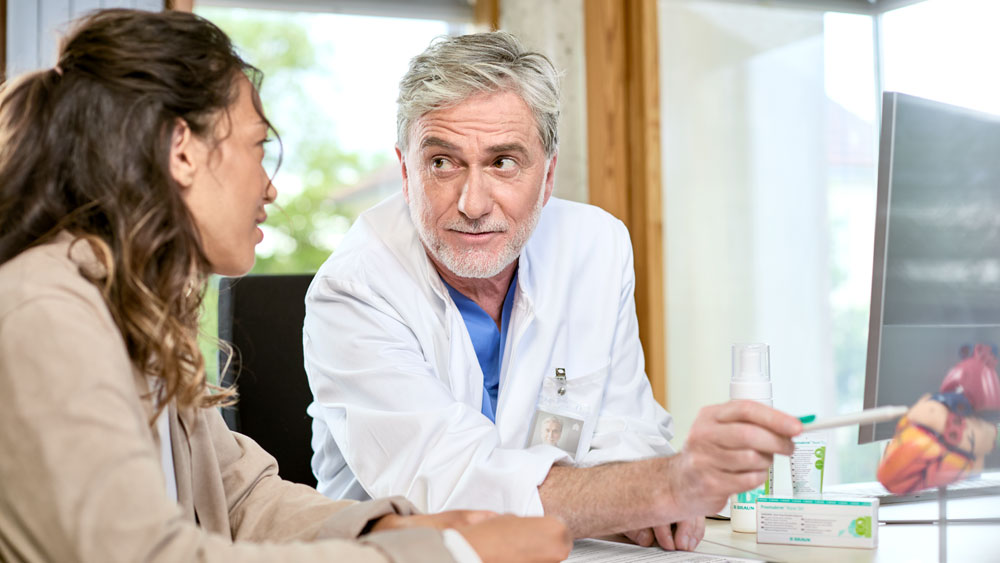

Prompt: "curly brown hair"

[0,9,274,415]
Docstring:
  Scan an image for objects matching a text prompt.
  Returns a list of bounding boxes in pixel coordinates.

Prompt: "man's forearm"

[538,457,683,538]
[539,401,803,539]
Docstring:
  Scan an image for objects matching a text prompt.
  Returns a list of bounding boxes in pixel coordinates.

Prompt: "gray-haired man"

[304,31,802,551]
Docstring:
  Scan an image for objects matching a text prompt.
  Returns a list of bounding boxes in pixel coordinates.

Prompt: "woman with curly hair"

[0,9,569,563]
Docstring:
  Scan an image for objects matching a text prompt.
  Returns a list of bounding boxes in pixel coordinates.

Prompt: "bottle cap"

[731,343,772,401]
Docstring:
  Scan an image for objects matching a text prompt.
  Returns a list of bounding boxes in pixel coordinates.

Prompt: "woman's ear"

[169,118,201,190]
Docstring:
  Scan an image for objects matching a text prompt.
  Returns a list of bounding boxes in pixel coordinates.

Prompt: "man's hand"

[458,515,572,563]
[624,517,705,551]
[368,510,497,533]
[665,400,802,517]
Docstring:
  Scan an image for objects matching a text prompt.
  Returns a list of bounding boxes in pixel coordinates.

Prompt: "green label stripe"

[759,498,874,506]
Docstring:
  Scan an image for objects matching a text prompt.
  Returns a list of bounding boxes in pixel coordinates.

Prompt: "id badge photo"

[526,365,609,461]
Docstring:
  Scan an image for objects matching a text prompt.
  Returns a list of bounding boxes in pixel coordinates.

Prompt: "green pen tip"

[798,414,816,424]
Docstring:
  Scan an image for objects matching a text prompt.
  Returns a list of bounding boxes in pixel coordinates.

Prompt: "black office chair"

[217,274,317,487]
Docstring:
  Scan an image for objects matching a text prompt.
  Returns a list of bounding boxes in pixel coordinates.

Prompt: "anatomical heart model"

[877,344,1000,494]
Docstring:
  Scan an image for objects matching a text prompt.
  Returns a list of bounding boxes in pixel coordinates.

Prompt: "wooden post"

[584,0,666,406]
[475,0,500,31]
[167,0,195,12]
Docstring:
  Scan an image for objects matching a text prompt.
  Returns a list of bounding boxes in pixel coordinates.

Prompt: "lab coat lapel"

[376,193,484,408]
[443,292,486,412]
[494,234,539,437]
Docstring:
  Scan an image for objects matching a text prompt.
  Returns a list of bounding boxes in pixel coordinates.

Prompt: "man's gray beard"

[409,181,547,280]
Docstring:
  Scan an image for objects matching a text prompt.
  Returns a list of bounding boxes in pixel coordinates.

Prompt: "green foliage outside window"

[193,7,395,382]
[197,7,392,275]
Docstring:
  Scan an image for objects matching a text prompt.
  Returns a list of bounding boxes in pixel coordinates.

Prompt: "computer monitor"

[862,92,1000,469]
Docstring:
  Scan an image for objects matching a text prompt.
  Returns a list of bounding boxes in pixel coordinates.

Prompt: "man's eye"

[494,157,516,170]
[432,158,453,170]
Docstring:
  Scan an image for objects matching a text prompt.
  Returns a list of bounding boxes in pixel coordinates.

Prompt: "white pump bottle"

[729,343,773,533]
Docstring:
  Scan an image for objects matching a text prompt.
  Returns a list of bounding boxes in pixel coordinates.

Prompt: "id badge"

[526,365,609,461]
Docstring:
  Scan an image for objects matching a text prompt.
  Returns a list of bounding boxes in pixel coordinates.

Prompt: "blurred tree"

[197,7,391,275]
[193,7,395,381]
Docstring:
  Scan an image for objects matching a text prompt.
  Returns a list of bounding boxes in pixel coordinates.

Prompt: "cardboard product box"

[756,495,878,549]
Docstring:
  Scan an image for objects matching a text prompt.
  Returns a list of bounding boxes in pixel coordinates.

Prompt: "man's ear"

[396,145,410,203]
[542,151,558,206]
[169,118,200,190]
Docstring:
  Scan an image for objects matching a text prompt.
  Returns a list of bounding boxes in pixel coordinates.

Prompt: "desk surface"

[695,495,1000,563]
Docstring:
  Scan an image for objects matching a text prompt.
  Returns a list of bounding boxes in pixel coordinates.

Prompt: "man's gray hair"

[542,416,563,430]
[396,31,561,157]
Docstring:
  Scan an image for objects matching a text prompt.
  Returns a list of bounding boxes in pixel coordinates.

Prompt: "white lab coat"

[304,193,674,516]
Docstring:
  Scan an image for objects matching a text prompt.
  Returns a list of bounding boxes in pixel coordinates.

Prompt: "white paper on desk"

[565,539,761,562]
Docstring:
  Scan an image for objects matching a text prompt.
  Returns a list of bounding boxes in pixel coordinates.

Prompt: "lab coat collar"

[515,229,537,318]
[360,195,451,308]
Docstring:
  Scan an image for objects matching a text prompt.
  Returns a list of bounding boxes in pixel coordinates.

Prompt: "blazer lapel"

[169,404,197,524]
[174,405,231,536]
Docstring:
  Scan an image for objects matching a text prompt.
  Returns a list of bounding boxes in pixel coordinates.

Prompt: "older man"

[540,417,563,448]
[304,31,801,550]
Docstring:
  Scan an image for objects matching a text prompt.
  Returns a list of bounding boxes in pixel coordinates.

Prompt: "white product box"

[756,495,878,549]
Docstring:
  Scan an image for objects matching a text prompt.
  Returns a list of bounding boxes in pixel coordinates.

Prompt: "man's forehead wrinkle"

[486,142,529,155]
[419,120,530,138]
[415,123,536,155]
[419,136,459,150]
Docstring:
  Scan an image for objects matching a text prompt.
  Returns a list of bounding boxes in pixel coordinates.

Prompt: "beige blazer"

[0,234,453,562]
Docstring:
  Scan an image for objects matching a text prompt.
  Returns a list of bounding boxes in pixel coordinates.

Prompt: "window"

[659,0,881,485]
[660,0,1000,485]
[881,0,1000,117]
[195,4,471,273]
[194,3,472,380]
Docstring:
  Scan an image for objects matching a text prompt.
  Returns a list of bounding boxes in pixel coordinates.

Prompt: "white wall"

[6,0,164,79]
[500,0,588,203]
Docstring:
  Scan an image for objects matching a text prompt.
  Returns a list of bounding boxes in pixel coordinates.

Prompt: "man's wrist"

[646,454,685,524]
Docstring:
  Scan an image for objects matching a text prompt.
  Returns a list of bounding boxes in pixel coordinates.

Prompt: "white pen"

[798,405,909,431]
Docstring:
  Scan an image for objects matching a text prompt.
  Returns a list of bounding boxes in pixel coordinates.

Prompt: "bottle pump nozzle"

[731,343,772,402]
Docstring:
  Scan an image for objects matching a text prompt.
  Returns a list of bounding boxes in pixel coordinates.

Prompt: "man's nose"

[457,170,493,220]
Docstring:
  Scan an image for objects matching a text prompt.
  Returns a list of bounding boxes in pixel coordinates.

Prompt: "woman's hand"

[457,515,572,563]
[370,510,571,562]
[369,510,497,533]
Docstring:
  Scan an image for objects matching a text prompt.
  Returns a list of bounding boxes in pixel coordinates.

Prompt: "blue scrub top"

[442,272,517,423]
